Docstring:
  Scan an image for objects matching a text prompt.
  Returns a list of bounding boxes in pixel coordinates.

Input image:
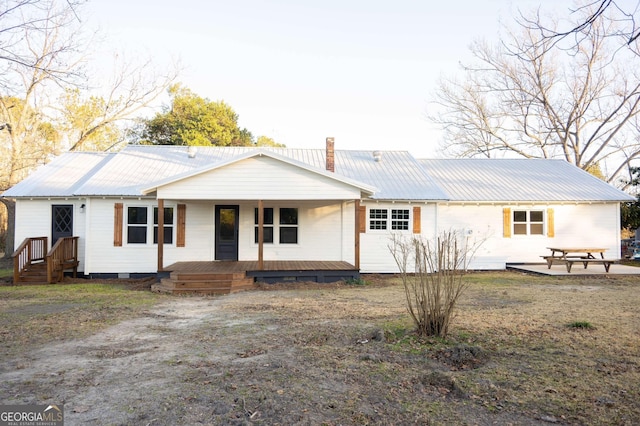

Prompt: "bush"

[389,230,480,338]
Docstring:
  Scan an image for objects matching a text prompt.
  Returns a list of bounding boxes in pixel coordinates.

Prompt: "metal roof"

[2,146,632,202]
[419,158,634,202]
[1,152,113,197]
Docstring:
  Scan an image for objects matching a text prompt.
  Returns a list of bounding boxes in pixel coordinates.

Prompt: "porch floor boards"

[153,260,359,295]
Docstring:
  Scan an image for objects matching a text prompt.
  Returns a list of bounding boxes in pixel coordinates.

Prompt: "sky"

[85,0,574,158]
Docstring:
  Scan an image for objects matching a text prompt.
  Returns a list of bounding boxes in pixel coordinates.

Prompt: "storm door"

[215,205,239,261]
[52,205,73,245]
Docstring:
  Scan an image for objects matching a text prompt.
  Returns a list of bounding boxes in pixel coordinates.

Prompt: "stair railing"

[12,237,48,284]
[46,237,79,283]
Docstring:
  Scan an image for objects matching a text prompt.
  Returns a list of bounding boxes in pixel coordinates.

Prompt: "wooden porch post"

[158,198,164,272]
[258,200,264,270]
[354,199,360,269]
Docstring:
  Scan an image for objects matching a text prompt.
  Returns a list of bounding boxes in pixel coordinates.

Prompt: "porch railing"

[46,236,79,283]
[12,237,48,284]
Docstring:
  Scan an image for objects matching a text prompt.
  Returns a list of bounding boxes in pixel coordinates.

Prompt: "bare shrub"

[389,230,480,338]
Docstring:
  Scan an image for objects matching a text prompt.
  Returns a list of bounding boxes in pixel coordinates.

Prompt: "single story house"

[2,139,633,286]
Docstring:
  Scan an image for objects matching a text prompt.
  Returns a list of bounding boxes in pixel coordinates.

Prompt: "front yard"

[1,272,639,425]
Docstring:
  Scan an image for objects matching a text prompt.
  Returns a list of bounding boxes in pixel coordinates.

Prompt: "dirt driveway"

[1,275,639,425]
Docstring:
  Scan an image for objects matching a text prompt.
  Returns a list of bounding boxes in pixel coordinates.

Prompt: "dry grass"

[1,272,639,425]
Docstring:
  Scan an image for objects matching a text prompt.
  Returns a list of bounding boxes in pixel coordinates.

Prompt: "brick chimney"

[326,137,335,172]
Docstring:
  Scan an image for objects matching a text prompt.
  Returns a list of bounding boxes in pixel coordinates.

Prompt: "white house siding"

[236,200,352,262]
[14,199,88,271]
[436,202,622,268]
[156,156,362,201]
[359,202,438,273]
[86,199,219,274]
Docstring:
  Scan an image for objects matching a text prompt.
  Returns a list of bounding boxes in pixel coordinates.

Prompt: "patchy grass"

[0,282,165,358]
[0,272,639,425]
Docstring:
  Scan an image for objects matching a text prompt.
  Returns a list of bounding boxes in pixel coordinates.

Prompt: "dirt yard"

[1,273,639,425]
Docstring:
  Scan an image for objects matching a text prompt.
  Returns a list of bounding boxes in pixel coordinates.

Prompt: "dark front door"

[52,205,73,245]
[215,205,239,261]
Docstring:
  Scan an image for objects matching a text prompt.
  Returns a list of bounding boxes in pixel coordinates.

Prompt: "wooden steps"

[151,271,257,295]
[16,262,48,284]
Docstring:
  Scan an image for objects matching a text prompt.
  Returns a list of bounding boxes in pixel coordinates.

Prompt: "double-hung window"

[279,208,298,244]
[513,210,544,235]
[127,207,148,244]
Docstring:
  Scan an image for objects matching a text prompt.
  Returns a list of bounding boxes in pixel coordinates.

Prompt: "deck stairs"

[152,270,257,295]
[14,261,49,283]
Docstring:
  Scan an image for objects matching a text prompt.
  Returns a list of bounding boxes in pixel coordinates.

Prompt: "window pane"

[513,224,527,235]
[370,220,387,230]
[280,208,298,225]
[219,208,236,242]
[530,211,543,222]
[254,208,274,225]
[154,207,174,225]
[280,227,298,244]
[254,226,274,243]
[128,226,147,243]
[392,220,409,230]
[513,211,526,222]
[153,226,173,244]
[128,207,147,224]
[392,209,409,220]
[530,224,544,235]
[370,209,387,219]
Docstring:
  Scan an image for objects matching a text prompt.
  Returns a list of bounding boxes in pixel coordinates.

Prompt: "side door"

[52,204,74,245]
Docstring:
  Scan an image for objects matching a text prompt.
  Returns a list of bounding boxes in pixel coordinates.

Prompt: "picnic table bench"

[542,247,618,273]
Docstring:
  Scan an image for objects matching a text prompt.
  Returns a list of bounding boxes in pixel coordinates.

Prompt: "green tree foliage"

[141,84,282,147]
[621,166,640,230]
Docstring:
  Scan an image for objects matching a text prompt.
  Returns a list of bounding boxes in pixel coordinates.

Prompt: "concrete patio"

[507,262,640,276]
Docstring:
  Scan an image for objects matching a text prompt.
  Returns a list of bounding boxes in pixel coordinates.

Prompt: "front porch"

[152,260,359,295]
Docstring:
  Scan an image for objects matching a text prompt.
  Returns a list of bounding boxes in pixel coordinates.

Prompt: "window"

[127,207,148,244]
[279,208,298,244]
[154,207,174,244]
[391,209,410,230]
[127,205,175,244]
[513,210,544,235]
[369,209,387,230]
[254,207,274,243]
[369,208,410,231]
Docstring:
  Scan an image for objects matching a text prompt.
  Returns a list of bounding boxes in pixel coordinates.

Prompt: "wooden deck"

[153,260,360,295]
[164,260,357,274]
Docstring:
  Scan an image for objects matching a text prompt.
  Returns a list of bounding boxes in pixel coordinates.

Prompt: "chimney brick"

[326,137,335,172]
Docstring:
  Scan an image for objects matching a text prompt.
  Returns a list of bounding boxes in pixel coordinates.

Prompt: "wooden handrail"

[46,237,79,283]
[12,237,48,284]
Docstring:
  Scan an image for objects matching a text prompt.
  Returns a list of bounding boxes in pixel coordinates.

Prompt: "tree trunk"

[1,198,15,259]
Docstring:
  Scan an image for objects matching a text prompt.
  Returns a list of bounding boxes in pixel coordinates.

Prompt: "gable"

[153,155,365,200]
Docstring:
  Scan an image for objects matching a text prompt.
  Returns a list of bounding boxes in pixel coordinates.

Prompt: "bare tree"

[522,1,640,56]
[431,4,640,189]
[0,0,179,255]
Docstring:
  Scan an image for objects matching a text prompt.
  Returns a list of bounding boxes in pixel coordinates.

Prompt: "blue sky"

[86,0,572,158]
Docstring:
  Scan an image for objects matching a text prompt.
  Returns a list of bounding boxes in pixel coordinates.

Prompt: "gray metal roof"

[2,146,632,202]
[420,158,634,202]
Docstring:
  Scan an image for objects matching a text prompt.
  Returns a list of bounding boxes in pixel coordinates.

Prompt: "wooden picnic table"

[543,247,616,272]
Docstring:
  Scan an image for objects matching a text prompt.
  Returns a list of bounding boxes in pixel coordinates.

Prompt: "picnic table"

[542,247,616,273]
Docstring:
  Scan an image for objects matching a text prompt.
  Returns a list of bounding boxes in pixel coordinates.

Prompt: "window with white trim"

[513,210,544,235]
[126,205,175,244]
[369,208,410,231]
[369,209,388,230]
[279,208,298,244]
[391,209,410,230]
